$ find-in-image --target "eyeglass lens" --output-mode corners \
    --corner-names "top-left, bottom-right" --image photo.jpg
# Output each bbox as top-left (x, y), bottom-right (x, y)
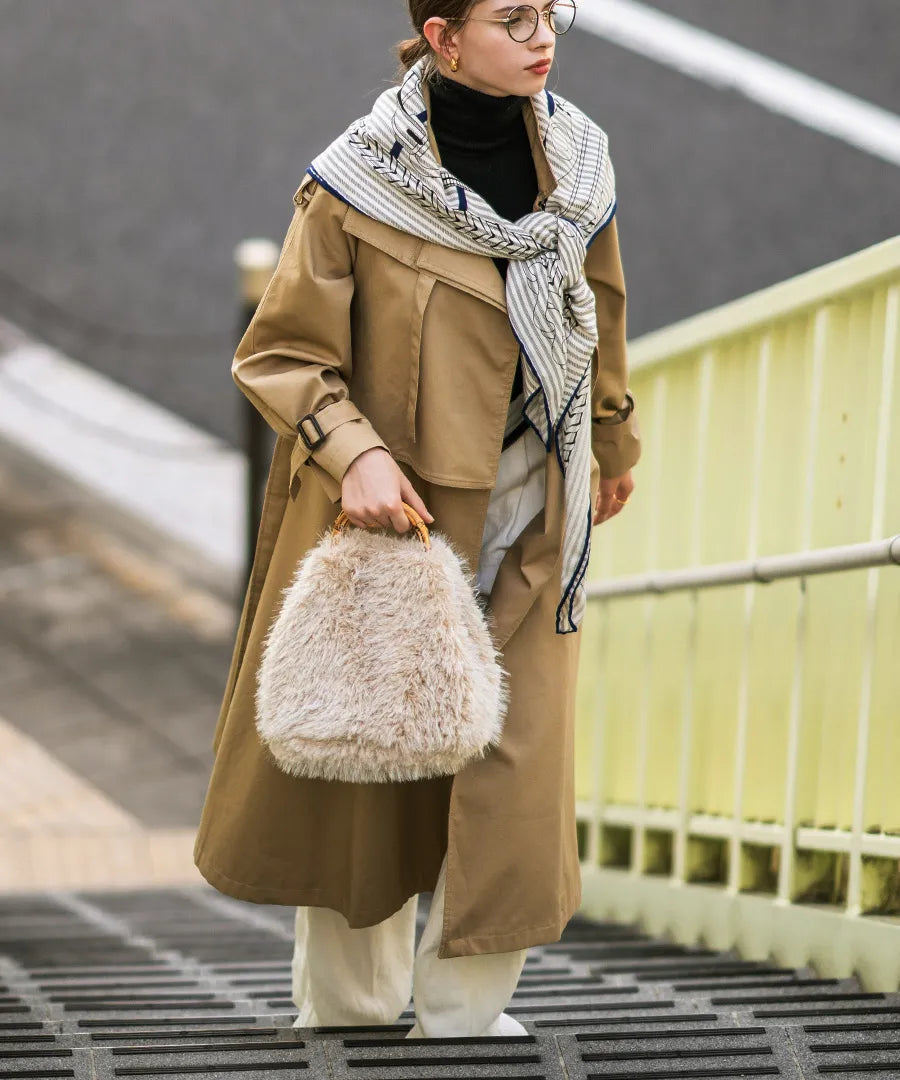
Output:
top-left (507, 2), bottom-right (576, 42)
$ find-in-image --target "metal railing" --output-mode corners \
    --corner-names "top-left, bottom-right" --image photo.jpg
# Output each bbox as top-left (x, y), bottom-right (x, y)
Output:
top-left (575, 235), bottom-right (900, 990)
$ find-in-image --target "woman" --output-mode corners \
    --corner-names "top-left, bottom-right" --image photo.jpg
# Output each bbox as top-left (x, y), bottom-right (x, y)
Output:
top-left (194, 0), bottom-right (641, 1038)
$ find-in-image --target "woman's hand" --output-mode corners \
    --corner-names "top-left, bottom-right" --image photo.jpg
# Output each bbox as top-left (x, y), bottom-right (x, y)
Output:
top-left (593, 470), bottom-right (634, 526)
top-left (340, 447), bottom-right (435, 533)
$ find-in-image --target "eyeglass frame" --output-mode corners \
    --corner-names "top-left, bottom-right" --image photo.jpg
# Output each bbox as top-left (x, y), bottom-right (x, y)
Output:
top-left (453, 0), bottom-right (577, 43)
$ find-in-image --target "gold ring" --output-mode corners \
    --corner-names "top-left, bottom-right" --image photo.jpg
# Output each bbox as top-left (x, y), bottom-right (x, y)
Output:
top-left (613, 494), bottom-right (630, 504)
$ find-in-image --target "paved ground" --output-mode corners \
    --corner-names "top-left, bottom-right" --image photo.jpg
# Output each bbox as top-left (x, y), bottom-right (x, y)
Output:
top-left (0, 0), bottom-right (897, 444)
top-left (0, 713), bottom-right (202, 893)
top-left (2, 889), bottom-right (899, 1077)
top-left (0, 431), bottom-right (236, 888)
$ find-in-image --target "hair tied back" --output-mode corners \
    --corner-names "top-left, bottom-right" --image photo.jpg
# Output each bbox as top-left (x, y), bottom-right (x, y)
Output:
top-left (396, 35), bottom-right (430, 70)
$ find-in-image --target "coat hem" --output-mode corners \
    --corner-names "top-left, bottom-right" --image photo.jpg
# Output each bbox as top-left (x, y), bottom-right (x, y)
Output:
top-left (193, 843), bottom-right (440, 927)
top-left (436, 904), bottom-right (580, 959)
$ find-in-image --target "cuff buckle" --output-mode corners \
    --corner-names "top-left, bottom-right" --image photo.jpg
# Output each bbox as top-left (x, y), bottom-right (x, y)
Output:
top-left (296, 412), bottom-right (327, 451)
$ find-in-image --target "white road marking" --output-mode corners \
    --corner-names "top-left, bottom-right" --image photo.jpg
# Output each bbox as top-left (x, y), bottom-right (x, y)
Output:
top-left (578, 0), bottom-right (900, 166)
top-left (0, 325), bottom-right (245, 577)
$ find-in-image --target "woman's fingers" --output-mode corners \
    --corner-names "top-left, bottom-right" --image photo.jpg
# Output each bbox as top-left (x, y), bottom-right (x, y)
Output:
top-left (594, 483), bottom-right (616, 523)
top-left (344, 511), bottom-right (375, 529)
top-left (339, 450), bottom-right (435, 534)
top-left (615, 473), bottom-right (635, 504)
top-left (594, 472), bottom-right (635, 525)
top-left (398, 477), bottom-right (435, 525)
top-left (385, 499), bottom-right (413, 534)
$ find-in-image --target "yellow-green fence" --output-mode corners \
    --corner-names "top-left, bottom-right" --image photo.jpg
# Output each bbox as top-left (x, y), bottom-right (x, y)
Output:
top-left (576, 235), bottom-right (900, 991)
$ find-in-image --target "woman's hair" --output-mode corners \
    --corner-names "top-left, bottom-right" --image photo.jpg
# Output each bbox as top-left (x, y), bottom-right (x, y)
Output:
top-left (395, 0), bottom-right (478, 82)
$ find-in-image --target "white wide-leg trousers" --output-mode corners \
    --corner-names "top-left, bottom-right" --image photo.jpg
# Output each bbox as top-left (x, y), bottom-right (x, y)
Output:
top-left (291, 850), bottom-right (530, 1036)
top-left (291, 424), bottom-right (547, 1037)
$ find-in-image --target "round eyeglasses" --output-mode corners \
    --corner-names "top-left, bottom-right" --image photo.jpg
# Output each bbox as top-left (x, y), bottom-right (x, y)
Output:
top-left (466, 1), bottom-right (577, 43)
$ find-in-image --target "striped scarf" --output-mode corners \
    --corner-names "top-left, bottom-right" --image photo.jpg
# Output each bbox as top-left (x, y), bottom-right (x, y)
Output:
top-left (308, 57), bottom-right (616, 633)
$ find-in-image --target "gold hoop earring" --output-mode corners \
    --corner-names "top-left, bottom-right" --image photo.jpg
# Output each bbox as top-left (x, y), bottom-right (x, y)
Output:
top-left (449, 55), bottom-right (459, 72)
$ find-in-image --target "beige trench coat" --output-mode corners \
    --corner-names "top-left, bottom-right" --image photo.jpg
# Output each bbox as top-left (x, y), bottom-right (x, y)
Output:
top-left (193, 86), bottom-right (642, 958)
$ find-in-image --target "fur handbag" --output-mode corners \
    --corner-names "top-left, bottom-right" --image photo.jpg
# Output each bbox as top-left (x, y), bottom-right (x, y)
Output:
top-left (255, 502), bottom-right (510, 783)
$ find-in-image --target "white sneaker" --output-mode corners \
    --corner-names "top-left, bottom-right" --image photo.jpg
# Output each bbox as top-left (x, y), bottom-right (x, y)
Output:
top-left (483, 1011), bottom-right (529, 1036)
top-left (405, 1012), bottom-right (528, 1038)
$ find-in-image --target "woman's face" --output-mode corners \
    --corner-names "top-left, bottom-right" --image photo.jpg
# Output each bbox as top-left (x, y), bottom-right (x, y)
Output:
top-left (425, 1), bottom-right (559, 97)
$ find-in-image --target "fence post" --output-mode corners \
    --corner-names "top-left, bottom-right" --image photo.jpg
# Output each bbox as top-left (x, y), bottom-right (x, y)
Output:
top-left (233, 238), bottom-right (280, 591)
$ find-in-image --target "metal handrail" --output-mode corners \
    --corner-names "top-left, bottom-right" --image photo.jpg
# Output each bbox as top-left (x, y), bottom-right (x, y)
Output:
top-left (586, 533), bottom-right (900, 600)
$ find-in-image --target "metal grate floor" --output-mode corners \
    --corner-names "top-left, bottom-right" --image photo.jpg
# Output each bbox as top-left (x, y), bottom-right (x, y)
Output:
top-left (1, 887), bottom-right (899, 1078)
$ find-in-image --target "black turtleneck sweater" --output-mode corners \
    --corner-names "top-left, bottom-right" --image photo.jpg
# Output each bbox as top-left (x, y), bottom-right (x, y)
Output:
top-left (427, 73), bottom-right (539, 409)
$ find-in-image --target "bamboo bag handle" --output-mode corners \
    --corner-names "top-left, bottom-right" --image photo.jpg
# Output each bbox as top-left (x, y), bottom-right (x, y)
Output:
top-left (331, 501), bottom-right (431, 550)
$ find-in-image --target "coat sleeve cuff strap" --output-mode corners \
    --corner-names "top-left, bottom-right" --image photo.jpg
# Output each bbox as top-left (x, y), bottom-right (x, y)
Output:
top-left (294, 399), bottom-right (360, 458)
top-left (591, 389), bottom-right (635, 425)
top-left (591, 391), bottom-right (642, 480)
top-left (290, 399), bottom-right (390, 503)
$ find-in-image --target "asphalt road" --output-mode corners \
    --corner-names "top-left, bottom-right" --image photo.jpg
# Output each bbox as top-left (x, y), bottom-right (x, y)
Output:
top-left (1, 0), bottom-right (898, 444)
